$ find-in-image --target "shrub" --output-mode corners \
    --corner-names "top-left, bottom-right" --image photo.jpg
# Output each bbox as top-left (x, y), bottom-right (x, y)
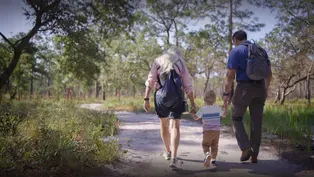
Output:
top-left (0, 100), bottom-right (119, 177)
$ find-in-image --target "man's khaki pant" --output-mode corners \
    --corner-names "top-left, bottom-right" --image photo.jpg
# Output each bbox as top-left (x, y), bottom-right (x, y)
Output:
top-left (202, 130), bottom-right (220, 159)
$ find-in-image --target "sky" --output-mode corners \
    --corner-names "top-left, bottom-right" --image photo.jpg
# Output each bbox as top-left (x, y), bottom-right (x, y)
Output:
top-left (0, 0), bottom-right (278, 40)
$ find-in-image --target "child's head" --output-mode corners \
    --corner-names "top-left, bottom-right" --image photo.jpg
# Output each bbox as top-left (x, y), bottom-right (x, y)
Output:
top-left (204, 90), bottom-right (216, 105)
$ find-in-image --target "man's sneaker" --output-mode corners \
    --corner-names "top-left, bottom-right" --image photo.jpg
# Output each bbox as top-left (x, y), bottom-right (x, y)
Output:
top-left (169, 158), bottom-right (180, 171)
top-left (251, 155), bottom-right (258, 163)
top-left (204, 153), bottom-right (211, 167)
top-left (211, 160), bottom-right (217, 167)
top-left (163, 151), bottom-right (171, 160)
top-left (240, 148), bottom-right (252, 162)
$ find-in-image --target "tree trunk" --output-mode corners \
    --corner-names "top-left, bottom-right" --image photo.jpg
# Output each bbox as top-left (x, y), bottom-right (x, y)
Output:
top-left (299, 81), bottom-right (302, 99)
top-left (204, 72), bottom-right (210, 93)
top-left (47, 77), bottom-right (51, 97)
top-left (0, 14), bottom-right (42, 90)
top-left (78, 85), bottom-right (81, 99)
top-left (102, 84), bottom-right (106, 100)
top-left (307, 78), bottom-right (311, 105)
top-left (307, 62), bottom-right (313, 105)
top-left (174, 20), bottom-right (179, 47)
top-left (133, 85), bottom-right (136, 98)
top-left (274, 87), bottom-right (281, 103)
top-left (280, 85), bottom-right (297, 105)
top-left (166, 28), bottom-right (171, 46)
top-left (228, 0), bottom-right (233, 53)
top-left (10, 90), bottom-right (17, 100)
top-left (88, 88), bottom-right (92, 98)
top-left (279, 89), bottom-right (286, 105)
top-left (29, 73), bottom-right (34, 99)
top-left (227, 0), bottom-right (234, 102)
top-left (95, 81), bottom-right (101, 98)
top-left (115, 88), bottom-right (121, 101)
top-left (0, 89), bottom-right (2, 103)
top-left (66, 88), bottom-right (70, 99)
top-left (304, 80), bottom-right (307, 99)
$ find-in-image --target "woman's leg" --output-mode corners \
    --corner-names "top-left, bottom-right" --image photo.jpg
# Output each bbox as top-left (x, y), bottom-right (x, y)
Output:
top-left (160, 118), bottom-right (171, 153)
top-left (170, 119), bottom-right (180, 159)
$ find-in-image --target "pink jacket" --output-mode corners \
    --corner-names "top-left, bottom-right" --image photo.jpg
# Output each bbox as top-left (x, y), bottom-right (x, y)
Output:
top-left (145, 59), bottom-right (193, 94)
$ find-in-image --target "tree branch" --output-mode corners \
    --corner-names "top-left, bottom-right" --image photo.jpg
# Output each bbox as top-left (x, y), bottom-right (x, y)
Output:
top-left (286, 74), bottom-right (296, 87)
top-left (286, 74), bottom-right (314, 88)
top-left (287, 10), bottom-right (311, 26)
top-left (136, 6), bottom-right (163, 24)
top-left (285, 85), bottom-right (297, 96)
top-left (26, 0), bottom-right (39, 12)
top-left (288, 41), bottom-right (299, 55)
top-left (0, 32), bottom-right (15, 49)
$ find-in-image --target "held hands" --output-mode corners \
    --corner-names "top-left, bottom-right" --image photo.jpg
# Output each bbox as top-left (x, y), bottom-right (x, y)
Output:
top-left (192, 114), bottom-right (199, 121)
top-left (223, 95), bottom-right (230, 108)
top-left (221, 105), bottom-right (227, 118)
top-left (221, 94), bottom-right (229, 118)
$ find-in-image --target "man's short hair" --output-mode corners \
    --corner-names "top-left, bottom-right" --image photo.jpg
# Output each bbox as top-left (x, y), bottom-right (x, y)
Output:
top-left (232, 30), bottom-right (247, 41)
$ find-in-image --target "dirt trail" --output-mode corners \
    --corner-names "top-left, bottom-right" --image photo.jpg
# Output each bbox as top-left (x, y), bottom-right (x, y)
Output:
top-left (82, 104), bottom-right (312, 177)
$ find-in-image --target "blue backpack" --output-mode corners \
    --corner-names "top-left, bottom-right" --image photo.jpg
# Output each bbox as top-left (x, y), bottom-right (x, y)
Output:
top-left (155, 61), bottom-right (183, 108)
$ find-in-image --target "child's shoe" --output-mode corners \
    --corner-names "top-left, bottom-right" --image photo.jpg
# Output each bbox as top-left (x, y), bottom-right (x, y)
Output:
top-left (204, 152), bottom-right (211, 167)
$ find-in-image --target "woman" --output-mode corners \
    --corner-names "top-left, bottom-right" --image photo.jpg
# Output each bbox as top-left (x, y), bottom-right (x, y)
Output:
top-left (143, 46), bottom-right (196, 170)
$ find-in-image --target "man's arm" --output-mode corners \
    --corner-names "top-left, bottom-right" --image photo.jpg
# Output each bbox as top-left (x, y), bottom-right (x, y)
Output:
top-left (223, 69), bottom-right (236, 107)
top-left (224, 69), bottom-right (236, 94)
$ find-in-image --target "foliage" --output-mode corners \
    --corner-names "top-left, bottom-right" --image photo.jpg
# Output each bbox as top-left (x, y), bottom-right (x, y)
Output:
top-left (0, 101), bottom-right (119, 177)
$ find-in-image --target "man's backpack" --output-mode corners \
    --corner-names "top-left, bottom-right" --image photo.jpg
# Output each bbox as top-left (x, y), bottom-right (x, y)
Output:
top-left (242, 42), bottom-right (270, 80)
top-left (156, 61), bottom-right (183, 108)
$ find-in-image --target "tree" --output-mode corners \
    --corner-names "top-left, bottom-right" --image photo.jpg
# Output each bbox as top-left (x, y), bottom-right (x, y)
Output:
top-left (140, 0), bottom-right (196, 47)
top-left (0, 0), bottom-right (138, 93)
top-left (264, 27), bottom-right (314, 104)
top-left (184, 24), bottom-right (227, 93)
top-left (260, 0), bottom-right (314, 104)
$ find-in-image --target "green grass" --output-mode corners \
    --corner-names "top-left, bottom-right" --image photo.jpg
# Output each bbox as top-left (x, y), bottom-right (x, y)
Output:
top-left (0, 100), bottom-right (119, 177)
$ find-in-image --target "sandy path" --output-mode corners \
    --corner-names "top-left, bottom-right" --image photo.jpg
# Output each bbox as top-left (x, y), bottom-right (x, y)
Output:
top-left (81, 104), bottom-right (310, 177)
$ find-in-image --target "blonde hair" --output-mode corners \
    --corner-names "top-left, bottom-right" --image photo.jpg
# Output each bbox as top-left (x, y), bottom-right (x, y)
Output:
top-left (204, 90), bottom-right (216, 105)
top-left (156, 46), bottom-right (182, 78)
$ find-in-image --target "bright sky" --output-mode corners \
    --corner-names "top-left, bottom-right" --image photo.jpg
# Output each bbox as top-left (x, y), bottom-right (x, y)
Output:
top-left (0, 0), bottom-right (278, 40)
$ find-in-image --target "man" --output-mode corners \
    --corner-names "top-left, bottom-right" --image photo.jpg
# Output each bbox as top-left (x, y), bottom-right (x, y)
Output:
top-left (143, 46), bottom-right (196, 170)
top-left (223, 30), bottom-right (272, 163)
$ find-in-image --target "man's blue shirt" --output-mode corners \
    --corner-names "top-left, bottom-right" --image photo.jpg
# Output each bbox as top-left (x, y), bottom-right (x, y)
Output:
top-left (227, 41), bottom-right (251, 81)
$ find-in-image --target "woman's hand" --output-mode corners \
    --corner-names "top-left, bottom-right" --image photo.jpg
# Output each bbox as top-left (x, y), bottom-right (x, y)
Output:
top-left (143, 101), bottom-right (150, 112)
top-left (190, 102), bottom-right (196, 114)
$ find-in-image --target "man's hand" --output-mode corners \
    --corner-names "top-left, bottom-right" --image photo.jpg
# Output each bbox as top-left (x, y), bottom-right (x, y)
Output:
top-left (221, 105), bottom-right (227, 118)
top-left (143, 101), bottom-right (150, 112)
top-left (223, 95), bottom-right (230, 108)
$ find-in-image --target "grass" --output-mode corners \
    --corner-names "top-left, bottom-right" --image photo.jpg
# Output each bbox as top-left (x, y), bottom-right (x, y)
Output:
top-left (0, 100), bottom-right (119, 177)
top-left (102, 96), bottom-right (208, 113)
